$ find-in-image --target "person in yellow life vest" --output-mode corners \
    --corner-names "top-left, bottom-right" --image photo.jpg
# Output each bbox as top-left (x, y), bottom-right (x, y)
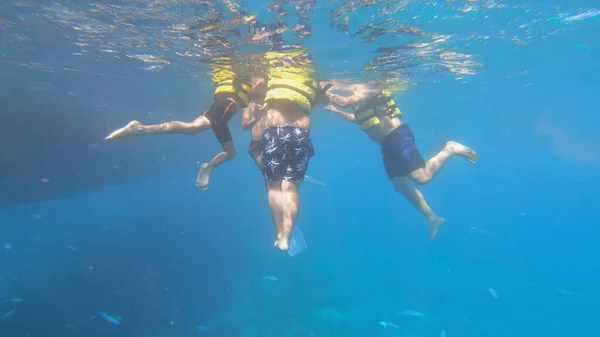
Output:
top-left (324, 83), bottom-right (479, 240)
top-left (240, 78), bottom-right (268, 168)
top-left (105, 66), bottom-right (255, 191)
top-left (242, 77), bottom-right (330, 197)
top-left (249, 48), bottom-right (330, 252)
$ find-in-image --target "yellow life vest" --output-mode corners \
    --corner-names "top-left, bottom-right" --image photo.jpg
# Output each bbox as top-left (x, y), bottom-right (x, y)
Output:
top-left (214, 79), bottom-right (251, 106)
top-left (263, 78), bottom-right (318, 114)
top-left (264, 49), bottom-right (306, 63)
top-left (262, 48), bottom-right (317, 113)
top-left (210, 57), bottom-right (251, 106)
top-left (353, 94), bottom-right (403, 130)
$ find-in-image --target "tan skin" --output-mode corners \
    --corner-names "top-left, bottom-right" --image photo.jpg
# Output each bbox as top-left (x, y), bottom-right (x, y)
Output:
top-left (241, 80), bottom-right (267, 137)
top-left (325, 84), bottom-right (478, 240)
top-left (243, 80), bottom-right (333, 166)
top-left (105, 80), bottom-right (260, 191)
top-left (241, 79), bottom-right (268, 168)
top-left (243, 80), bottom-right (331, 251)
top-left (195, 78), bottom-right (267, 189)
top-left (258, 100), bottom-right (310, 251)
top-left (241, 88), bottom-right (301, 251)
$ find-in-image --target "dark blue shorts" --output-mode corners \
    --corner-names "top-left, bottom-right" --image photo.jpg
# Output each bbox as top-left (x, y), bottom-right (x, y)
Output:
top-left (260, 126), bottom-right (315, 184)
top-left (202, 99), bottom-right (237, 143)
top-left (380, 124), bottom-right (425, 179)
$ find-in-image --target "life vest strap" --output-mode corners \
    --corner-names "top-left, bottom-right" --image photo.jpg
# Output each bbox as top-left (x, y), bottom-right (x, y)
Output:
top-left (360, 117), bottom-right (381, 130)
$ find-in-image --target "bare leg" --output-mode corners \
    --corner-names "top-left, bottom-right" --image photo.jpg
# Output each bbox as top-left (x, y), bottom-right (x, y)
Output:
top-left (392, 177), bottom-right (445, 240)
top-left (410, 141), bottom-right (478, 185)
top-left (196, 140), bottom-right (237, 191)
top-left (255, 155), bottom-right (263, 169)
top-left (106, 116), bottom-right (212, 140)
top-left (266, 180), bottom-right (284, 245)
top-left (275, 180), bottom-right (301, 251)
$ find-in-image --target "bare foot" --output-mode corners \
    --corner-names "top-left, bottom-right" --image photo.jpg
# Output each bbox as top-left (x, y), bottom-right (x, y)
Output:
top-left (195, 163), bottom-right (212, 191)
top-left (274, 230), bottom-right (291, 251)
top-left (106, 120), bottom-right (143, 140)
top-left (273, 232), bottom-right (282, 247)
top-left (447, 141), bottom-right (478, 163)
top-left (428, 216), bottom-right (445, 241)
top-left (274, 238), bottom-right (290, 251)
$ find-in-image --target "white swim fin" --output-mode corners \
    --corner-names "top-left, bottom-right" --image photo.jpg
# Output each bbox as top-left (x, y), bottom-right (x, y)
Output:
top-left (288, 226), bottom-right (308, 257)
top-left (304, 175), bottom-right (327, 187)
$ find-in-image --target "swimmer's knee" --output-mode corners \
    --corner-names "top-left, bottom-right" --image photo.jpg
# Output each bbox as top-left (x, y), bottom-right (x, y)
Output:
top-left (221, 141), bottom-right (237, 158)
top-left (412, 176), bottom-right (428, 186)
top-left (227, 148), bottom-right (237, 158)
top-left (410, 170), bottom-right (431, 185)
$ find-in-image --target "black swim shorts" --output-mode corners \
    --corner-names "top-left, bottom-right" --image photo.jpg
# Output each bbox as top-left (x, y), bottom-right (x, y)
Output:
top-left (259, 126), bottom-right (315, 184)
top-left (202, 99), bottom-right (238, 143)
top-left (380, 124), bottom-right (425, 179)
top-left (248, 139), bottom-right (261, 162)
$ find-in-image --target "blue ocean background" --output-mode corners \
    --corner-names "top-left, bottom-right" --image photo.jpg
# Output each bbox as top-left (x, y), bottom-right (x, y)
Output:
top-left (1, 1), bottom-right (599, 336)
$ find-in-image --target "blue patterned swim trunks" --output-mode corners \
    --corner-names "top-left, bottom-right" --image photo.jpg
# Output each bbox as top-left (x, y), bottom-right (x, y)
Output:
top-left (259, 126), bottom-right (315, 184)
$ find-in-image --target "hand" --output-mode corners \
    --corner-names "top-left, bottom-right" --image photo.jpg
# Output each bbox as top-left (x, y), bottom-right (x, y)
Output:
top-left (253, 103), bottom-right (267, 118)
top-left (253, 78), bottom-right (265, 87)
top-left (324, 105), bottom-right (337, 113)
top-left (248, 102), bottom-right (259, 111)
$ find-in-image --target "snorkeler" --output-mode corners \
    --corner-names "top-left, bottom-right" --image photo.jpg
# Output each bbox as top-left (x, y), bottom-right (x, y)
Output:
top-left (242, 79), bottom-right (268, 169)
top-left (324, 83), bottom-right (478, 240)
top-left (105, 63), bottom-right (255, 191)
top-left (243, 78), bottom-right (331, 187)
top-left (240, 18), bottom-right (289, 170)
top-left (252, 47), bottom-right (328, 252)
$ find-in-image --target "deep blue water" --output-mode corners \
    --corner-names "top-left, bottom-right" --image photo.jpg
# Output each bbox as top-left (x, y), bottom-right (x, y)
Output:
top-left (1, 1), bottom-right (599, 337)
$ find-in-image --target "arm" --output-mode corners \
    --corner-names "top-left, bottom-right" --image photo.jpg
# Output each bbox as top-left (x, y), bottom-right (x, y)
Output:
top-left (241, 103), bottom-right (263, 131)
top-left (325, 88), bottom-right (381, 108)
top-left (251, 78), bottom-right (265, 91)
top-left (324, 105), bottom-right (355, 123)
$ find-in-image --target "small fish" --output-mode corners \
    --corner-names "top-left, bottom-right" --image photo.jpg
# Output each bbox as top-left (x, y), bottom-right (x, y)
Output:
top-left (144, 65), bottom-right (163, 72)
top-left (11, 298), bottom-right (23, 303)
top-left (469, 226), bottom-right (494, 235)
top-left (378, 321), bottom-right (399, 328)
top-left (373, 46), bottom-right (410, 53)
top-left (197, 325), bottom-right (209, 331)
top-left (67, 246), bottom-right (78, 251)
top-left (262, 276), bottom-right (279, 281)
top-left (100, 312), bottom-right (122, 325)
top-left (562, 11), bottom-right (600, 23)
top-left (2, 309), bottom-right (16, 319)
top-left (441, 329), bottom-right (447, 337)
top-left (554, 288), bottom-right (585, 296)
top-left (398, 310), bottom-right (425, 317)
top-left (488, 288), bottom-right (499, 299)
top-left (3, 243), bottom-right (11, 251)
